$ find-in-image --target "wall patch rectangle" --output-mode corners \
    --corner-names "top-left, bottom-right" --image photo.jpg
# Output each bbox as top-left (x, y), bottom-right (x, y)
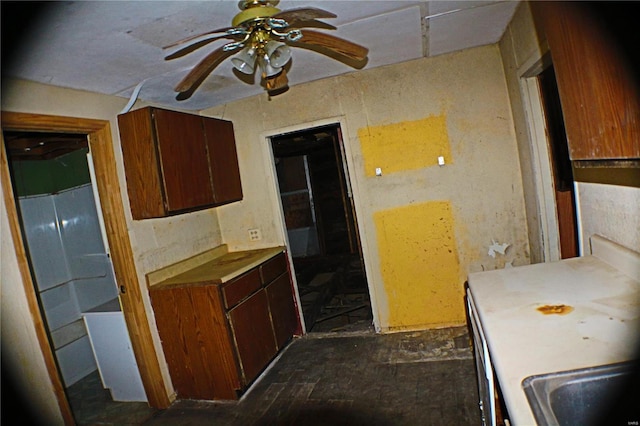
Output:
top-left (374, 200), bottom-right (464, 329)
top-left (358, 115), bottom-right (452, 177)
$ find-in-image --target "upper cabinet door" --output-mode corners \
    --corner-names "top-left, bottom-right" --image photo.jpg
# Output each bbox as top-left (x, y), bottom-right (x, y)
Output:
top-left (535, 2), bottom-right (640, 160)
top-left (118, 107), bottom-right (243, 219)
top-left (153, 109), bottom-right (215, 212)
top-left (202, 117), bottom-right (243, 204)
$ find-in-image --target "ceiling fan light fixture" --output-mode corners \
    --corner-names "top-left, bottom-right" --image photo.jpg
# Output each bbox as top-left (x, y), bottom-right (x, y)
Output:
top-left (231, 46), bottom-right (257, 74)
top-left (258, 55), bottom-right (282, 78)
top-left (167, 2), bottom-right (368, 99)
top-left (265, 40), bottom-right (291, 68)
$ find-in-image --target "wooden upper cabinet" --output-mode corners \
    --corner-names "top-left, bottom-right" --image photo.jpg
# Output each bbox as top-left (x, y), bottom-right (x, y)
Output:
top-left (202, 117), bottom-right (243, 204)
top-left (535, 2), bottom-right (640, 160)
top-left (154, 109), bottom-right (215, 212)
top-left (118, 107), bottom-right (242, 219)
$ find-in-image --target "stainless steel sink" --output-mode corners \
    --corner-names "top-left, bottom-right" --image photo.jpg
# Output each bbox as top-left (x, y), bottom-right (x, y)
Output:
top-left (522, 362), bottom-right (639, 426)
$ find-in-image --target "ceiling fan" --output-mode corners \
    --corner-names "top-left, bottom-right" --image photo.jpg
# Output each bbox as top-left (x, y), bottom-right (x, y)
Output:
top-left (164, 0), bottom-right (369, 98)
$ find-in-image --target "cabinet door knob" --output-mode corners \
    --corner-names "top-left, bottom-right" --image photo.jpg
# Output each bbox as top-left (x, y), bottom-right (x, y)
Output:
top-left (120, 285), bottom-right (127, 294)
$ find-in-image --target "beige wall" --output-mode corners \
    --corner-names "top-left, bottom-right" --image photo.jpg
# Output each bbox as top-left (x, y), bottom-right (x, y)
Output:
top-left (576, 183), bottom-right (640, 255)
top-left (207, 44), bottom-right (530, 331)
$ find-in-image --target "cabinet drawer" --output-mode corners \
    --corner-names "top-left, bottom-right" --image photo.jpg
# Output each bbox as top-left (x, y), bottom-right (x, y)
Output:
top-left (222, 269), bottom-right (261, 309)
top-left (260, 252), bottom-right (287, 284)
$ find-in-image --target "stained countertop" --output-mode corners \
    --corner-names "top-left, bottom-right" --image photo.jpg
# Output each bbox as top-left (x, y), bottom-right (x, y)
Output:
top-left (467, 236), bottom-right (640, 425)
top-left (147, 245), bottom-right (285, 290)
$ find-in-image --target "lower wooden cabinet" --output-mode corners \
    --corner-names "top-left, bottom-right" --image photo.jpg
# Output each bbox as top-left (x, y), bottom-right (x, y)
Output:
top-left (150, 251), bottom-right (298, 400)
top-left (150, 285), bottom-right (241, 400)
top-left (228, 289), bottom-right (277, 384)
top-left (266, 274), bottom-right (299, 349)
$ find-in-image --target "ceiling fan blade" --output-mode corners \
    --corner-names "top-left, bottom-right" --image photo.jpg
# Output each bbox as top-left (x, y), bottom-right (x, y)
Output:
top-left (174, 45), bottom-right (236, 94)
top-left (295, 30), bottom-right (368, 61)
top-left (165, 34), bottom-right (236, 60)
top-left (272, 7), bottom-right (337, 25)
top-left (163, 26), bottom-right (235, 49)
top-left (287, 19), bottom-right (336, 31)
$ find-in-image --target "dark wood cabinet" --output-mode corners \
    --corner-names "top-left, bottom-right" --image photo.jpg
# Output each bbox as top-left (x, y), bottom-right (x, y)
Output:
top-left (150, 250), bottom-right (298, 400)
top-left (150, 285), bottom-right (241, 400)
top-left (202, 116), bottom-right (244, 204)
top-left (534, 2), bottom-right (640, 160)
top-left (266, 273), bottom-right (299, 349)
top-left (228, 288), bottom-right (277, 383)
top-left (118, 107), bottom-right (242, 219)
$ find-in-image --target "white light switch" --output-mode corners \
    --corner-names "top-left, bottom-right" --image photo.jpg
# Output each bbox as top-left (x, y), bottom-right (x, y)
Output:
top-left (438, 156), bottom-right (445, 166)
top-left (375, 167), bottom-right (383, 176)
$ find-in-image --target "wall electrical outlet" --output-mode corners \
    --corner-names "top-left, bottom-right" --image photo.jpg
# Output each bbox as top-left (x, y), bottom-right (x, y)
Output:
top-left (248, 228), bottom-right (262, 241)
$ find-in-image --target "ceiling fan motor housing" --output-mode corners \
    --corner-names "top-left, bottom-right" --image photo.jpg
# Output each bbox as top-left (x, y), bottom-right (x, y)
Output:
top-left (233, 0), bottom-right (281, 27)
top-left (238, 0), bottom-right (280, 10)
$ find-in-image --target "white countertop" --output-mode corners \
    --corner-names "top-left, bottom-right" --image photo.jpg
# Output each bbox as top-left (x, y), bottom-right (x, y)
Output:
top-left (468, 236), bottom-right (640, 425)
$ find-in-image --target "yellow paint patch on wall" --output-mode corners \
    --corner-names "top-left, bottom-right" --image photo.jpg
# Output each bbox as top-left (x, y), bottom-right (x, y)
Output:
top-left (374, 201), bottom-right (466, 329)
top-left (358, 115), bottom-right (452, 177)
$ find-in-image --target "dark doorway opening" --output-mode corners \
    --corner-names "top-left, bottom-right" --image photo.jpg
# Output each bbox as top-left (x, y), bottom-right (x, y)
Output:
top-left (537, 65), bottom-right (579, 259)
top-left (270, 124), bottom-right (372, 333)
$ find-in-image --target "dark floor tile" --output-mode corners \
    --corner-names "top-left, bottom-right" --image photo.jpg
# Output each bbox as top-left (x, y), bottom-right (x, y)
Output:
top-left (64, 328), bottom-right (481, 426)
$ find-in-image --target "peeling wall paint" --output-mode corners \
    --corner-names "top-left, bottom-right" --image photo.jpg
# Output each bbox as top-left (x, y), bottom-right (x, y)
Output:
top-left (358, 115), bottom-right (452, 177)
top-left (487, 240), bottom-right (510, 258)
top-left (374, 201), bottom-right (465, 329)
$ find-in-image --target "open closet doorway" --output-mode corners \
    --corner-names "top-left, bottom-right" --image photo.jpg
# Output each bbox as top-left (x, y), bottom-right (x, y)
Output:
top-left (537, 64), bottom-right (579, 259)
top-left (3, 130), bottom-right (155, 424)
top-left (522, 54), bottom-right (580, 262)
top-left (270, 124), bottom-right (373, 333)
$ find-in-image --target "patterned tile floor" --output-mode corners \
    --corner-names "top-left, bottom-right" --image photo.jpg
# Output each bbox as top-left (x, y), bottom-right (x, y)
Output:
top-left (61, 326), bottom-right (480, 425)
top-left (144, 327), bottom-right (481, 426)
top-left (295, 254), bottom-right (373, 333)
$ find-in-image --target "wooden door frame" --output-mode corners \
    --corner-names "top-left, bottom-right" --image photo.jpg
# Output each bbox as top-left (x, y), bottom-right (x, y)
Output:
top-left (519, 53), bottom-right (564, 262)
top-left (1, 112), bottom-right (171, 424)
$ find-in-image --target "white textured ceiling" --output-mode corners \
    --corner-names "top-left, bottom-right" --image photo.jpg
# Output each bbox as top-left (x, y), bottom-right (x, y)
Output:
top-left (3, 1), bottom-right (519, 111)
